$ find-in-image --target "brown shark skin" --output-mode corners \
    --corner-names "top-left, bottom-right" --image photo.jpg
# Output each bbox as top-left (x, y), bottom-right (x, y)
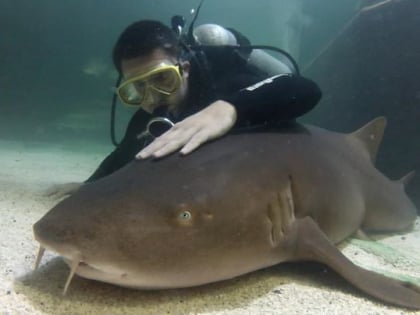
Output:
top-left (33, 118), bottom-right (420, 308)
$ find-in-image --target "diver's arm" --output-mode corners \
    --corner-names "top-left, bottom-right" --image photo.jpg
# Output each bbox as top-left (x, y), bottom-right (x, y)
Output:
top-left (137, 100), bottom-right (236, 158)
top-left (86, 110), bottom-right (151, 182)
top-left (137, 74), bottom-right (321, 159)
top-left (85, 138), bottom-right (140, 182)
top-left (222, 74), bottom-right (322, 126)
top-left (85, 152), bottom-right (120, 182)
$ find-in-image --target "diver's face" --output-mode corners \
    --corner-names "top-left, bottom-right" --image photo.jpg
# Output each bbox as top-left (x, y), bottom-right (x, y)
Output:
top-left (121, 48), bottom-right (190, 115)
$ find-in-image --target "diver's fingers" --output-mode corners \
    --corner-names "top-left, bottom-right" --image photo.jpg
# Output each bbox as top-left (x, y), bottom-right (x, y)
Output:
top-left (152, 135), bottom-right (193, 158)
top-left (180, 130), bottom-right (210, 155)
top-left (137, 121), bottom-right (196, 158)
top-left (137, 127), bottom-right (197, 159)
top-left (180, 116), bottom-right (234, 155)
top-left (137, 129), bottom-right (181, 159)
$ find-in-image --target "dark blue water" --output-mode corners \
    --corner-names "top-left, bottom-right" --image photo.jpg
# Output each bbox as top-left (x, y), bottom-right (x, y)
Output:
top-left (0, 0), bottom-right (359, 141)
top-left (1, 0), bottom-right (419, 207)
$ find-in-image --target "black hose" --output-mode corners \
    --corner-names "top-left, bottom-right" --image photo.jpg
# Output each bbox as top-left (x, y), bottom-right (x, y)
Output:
top-left (187, 0), bottom-right (205, 45)
top-left (110, 74), bottom-right (122, 146)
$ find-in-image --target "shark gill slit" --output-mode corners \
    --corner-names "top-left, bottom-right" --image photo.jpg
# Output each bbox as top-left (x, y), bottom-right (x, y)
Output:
top-left (287, 175), bottom-right (296, 223)
top-left (266, 204), bottom-right (276, 246)
top-left (267, 198), bottom-right (284, 246)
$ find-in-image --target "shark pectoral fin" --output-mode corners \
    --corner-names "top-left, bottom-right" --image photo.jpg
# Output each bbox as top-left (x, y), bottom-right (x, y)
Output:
top-left (290, 217), bottom-right (420, 309)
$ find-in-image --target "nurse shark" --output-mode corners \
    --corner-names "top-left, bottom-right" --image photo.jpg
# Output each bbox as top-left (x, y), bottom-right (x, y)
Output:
top-left (33, 117), bottom-right (420, 309)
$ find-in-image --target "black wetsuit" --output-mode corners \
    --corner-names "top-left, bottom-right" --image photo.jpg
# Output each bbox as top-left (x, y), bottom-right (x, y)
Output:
top-left (86, 54), bottom-right (321, 182)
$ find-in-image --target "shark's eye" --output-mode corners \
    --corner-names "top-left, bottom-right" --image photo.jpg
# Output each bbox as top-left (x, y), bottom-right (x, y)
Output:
top-left (179, 210), bottom-right (192, 220)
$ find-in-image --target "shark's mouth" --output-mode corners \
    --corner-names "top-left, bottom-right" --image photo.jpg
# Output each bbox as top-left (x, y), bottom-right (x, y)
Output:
top-left (34, 245), bottom-right (84, 295)
top-left (62, 258), bottom-right (136, 289)
top-left (34, 244), bottom-right (137, 294)
top-left (34, 231), bottom-right (108, 294)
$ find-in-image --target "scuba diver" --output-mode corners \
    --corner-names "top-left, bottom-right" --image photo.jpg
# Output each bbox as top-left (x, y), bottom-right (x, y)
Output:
top-left (83, 18), bottom-right (322, 182)
top-left (48, 7), bottom-right (322, 196)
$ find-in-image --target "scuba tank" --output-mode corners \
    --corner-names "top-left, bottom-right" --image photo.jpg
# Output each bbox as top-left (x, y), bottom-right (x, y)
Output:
top-left (172, 0), bottom-right (300, 77)
top-left (192, 23), bottom-right (296, 76)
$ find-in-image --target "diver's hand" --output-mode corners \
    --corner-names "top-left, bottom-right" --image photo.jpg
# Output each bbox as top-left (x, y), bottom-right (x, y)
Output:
top-left (44, 182), bottom-right (83, 199)
top-left (136, 100), bottom-right (237, 159)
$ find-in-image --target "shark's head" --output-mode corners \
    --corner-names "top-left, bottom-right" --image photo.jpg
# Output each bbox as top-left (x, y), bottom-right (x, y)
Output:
top-left (34, 151), bottom-right (285, 294)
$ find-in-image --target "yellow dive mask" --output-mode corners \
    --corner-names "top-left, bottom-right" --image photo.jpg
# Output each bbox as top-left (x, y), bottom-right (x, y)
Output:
top-left (116, 63), bottom-right (182, 106)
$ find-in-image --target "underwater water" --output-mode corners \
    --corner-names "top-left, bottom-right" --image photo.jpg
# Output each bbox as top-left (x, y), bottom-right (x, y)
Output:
top-left (1, 0), bottom-right (419, 314)
top-left (2, 0), bottom-right (418, 203)
top-left (1, 0), bottom-right (361, 143)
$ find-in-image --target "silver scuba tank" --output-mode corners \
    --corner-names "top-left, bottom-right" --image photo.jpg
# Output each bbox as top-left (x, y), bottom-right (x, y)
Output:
top-left (192, 23), bottom-right (294, 76)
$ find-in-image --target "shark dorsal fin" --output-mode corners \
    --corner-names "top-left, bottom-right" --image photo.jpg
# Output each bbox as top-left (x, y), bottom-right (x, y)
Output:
top-left (349, 116), bottom-right (387, 163)
top-left (398, 171), bottom-right (416, 187)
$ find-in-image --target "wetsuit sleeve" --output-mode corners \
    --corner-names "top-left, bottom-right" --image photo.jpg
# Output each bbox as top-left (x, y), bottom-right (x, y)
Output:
top-left (85, 110), bottom-right (151, 182)
top-left (222, 74), bottom-right (322, 126)
top-left (85, 139), bottom-right (136, 182)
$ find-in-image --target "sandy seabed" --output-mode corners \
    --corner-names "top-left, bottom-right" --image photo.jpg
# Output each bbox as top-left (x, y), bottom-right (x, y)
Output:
top-left (0, 139), bottom-right (419, 315)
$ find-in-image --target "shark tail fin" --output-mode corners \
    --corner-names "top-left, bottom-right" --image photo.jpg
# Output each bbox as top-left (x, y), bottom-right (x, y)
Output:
top-left (348, 116), bottom-right (387, 164)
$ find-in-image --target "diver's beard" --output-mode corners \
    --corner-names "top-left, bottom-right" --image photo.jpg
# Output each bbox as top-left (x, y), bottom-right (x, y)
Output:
top-left (168, 103), bottom-right (185, 119)
top-left (152, 84), bottom-right (188, 119)
top-left (169, 84), bottom-right (189, 119)
top-left (152, 105), bottom-right (169, 117)
top-left (151, 101), bottom-right (183, 118)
